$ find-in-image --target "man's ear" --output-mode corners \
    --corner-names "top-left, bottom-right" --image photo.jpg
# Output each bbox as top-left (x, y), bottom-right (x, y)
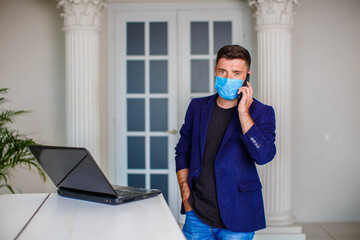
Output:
top-left (248, 70), bottom-right (252, 76)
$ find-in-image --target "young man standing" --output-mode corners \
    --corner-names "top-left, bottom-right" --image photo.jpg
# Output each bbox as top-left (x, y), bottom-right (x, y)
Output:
top-left (175, 45), bottom-right (276, 240)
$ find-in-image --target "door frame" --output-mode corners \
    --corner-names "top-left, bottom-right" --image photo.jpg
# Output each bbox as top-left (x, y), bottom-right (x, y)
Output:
top-left (107, 1), bottom-right (252, 223)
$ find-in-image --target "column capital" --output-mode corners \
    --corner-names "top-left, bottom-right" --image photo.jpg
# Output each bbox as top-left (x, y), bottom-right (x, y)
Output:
top-left (248, 0), bottom-right (299, 28)
top-left (57, 0), bottom-right (107, 30)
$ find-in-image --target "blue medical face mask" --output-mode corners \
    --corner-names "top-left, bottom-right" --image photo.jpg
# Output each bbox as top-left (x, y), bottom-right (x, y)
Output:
top-left (215, 76), bottom-right (244, 100)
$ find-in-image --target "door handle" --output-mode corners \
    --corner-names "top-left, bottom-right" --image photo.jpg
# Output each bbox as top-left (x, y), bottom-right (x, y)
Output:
top-left (164, 129), bottom-right (177, 135)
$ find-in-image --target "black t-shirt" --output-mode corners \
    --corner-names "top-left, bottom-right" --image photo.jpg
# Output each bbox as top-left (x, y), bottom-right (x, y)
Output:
top-left (188, 102), bottom-right (236, 228)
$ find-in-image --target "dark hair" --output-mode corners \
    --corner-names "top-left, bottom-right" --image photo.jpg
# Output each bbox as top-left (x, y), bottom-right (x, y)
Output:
top-left (216, 45), bottom-right (251, 69)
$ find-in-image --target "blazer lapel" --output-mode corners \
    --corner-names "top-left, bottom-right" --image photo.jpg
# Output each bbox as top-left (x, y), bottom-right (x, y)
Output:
top-left (199, 94), bottom-right (217, 164)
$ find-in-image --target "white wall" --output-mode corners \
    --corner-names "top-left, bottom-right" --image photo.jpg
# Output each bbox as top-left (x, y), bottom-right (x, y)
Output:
top-left (1, 0), bottom-right (359, 223)
top-left (0, 0), bottom-right (65, 194)
top-left (291, 0), bottom-right (360, 222)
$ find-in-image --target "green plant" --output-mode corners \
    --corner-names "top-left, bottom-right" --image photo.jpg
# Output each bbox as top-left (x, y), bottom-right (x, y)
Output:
top-left (0, 88), bottom-right (46, 193)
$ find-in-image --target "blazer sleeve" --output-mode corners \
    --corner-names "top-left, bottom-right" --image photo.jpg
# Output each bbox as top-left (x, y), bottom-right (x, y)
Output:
top-left (239, 105), bottom-right (276, 165)
top-left (175, 100), bottom-right (194, 172)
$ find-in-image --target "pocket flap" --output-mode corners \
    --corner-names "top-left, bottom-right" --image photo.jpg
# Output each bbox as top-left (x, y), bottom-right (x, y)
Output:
top-left (238, 180), bottom-right (262, 192)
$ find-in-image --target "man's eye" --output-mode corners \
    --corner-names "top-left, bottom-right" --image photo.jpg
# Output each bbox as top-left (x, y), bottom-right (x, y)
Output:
top-left (235, 72), bottom-right (240, 76)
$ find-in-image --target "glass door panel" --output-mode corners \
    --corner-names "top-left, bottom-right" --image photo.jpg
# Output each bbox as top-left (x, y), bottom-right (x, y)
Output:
top-left (115, 10), bottom-right (177, 215)
top-left (126, 20), bottom-right (170, 201)
top-left (189, 20), bottom-right (236, 97)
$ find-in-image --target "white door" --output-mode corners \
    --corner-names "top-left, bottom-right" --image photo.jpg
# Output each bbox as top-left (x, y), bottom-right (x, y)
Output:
top-left (109, 3), bottom-right (252, 223)
top-left (114, 10), bottom-right (178, 217)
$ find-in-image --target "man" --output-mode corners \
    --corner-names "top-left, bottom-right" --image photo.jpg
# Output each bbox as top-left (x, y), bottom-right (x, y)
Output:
top-left (175, 45), bottom-right (276, 240)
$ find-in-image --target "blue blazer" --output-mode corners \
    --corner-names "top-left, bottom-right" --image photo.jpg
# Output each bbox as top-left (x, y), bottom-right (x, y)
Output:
top-left (175, 94), bottom-right (276, 232)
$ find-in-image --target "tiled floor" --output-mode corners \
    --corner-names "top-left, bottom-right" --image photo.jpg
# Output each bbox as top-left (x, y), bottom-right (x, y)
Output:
top-left (300, 222), bottom-right (360, 240)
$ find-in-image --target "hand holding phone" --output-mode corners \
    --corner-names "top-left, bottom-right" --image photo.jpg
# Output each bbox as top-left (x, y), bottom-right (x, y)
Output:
top-left (238, 73), bottom-right (250, 102)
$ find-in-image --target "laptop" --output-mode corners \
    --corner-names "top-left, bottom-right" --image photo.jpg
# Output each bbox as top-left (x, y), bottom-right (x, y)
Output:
top-left (28, 145), bottom-right (161, 205)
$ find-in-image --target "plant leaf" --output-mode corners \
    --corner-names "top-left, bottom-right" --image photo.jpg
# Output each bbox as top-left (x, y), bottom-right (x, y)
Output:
top-left (0, 88), bottom-right (46, 193)
top-left (0, 184), bottom-right (15, 193)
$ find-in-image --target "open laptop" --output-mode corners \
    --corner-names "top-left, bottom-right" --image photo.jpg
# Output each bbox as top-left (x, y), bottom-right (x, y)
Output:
top-left (28, 145), bottom-right (161, 205)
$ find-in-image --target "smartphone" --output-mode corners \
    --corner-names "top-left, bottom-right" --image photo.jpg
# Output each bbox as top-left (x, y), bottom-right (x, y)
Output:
top-left (238, 73), bottom-right (250, 101)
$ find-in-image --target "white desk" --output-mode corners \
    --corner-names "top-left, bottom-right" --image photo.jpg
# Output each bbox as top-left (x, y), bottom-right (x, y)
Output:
top-left (0, 193), bottom-right (185, 240)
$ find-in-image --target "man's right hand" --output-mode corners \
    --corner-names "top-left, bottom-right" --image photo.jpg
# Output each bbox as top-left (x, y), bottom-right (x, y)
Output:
top-left (183, 198), bottom-right (192, 212)
top-left (181, 187), bottom-right (192, 212)
top-left (177, 168), bottom-right (193, 212)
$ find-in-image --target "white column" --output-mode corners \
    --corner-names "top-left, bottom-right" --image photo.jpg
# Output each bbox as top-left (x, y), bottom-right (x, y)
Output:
top-left (57, 0), bottom-right (106, 164)
top-left (249, 0), bottom-right (305, 239)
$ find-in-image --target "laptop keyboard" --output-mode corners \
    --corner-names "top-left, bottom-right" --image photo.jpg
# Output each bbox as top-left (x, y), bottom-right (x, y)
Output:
top-left (114, 189), bottom-right (143, 198)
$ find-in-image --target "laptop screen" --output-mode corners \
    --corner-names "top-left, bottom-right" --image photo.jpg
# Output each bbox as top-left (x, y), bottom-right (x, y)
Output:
top-left (29, 145), bottom-right (116, 197)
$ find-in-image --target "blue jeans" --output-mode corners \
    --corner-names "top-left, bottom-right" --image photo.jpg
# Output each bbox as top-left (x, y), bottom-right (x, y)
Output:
top-left (182, 210), bottom-right (255, 240)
